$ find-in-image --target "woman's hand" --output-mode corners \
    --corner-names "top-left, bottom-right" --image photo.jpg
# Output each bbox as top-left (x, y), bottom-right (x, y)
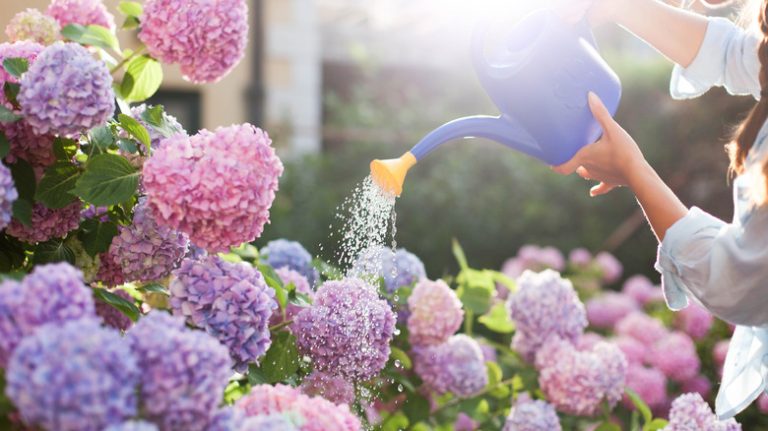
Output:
top-left (551, 0), bottom-right (627, 26)
top-left (553, 92), bottom-right (649, 197)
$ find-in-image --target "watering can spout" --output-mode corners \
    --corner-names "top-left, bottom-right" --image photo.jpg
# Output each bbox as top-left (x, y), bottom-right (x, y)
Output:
top-left (370, 152), bottom-right (417, 197)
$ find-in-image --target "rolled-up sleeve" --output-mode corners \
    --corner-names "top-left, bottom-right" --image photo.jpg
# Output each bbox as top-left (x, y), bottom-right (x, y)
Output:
top-left (670, 17), bottom-right (761, 100)
top-left (655, 206), bottom-right (768, 327)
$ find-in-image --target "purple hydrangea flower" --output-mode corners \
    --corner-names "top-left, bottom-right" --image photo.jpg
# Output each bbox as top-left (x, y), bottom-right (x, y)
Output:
top-left (413, 334), bottom-right (489, 398)
top-left (507, 269), bottom-right (587, 361)
top-left (613, 335), bottom-right (647, 365)
top-left (47, 0), bottom-right (115, 30)
top-left (664, 393), bottom-right (741, 431)
top-left (758, 393), bottom-right (768, 414)
top-left (0, 163), bottom-right (18, 229)
top-left (128, 312), bottom-right (232, 431)
top-left (300, 371), bottom-right (356, 406)
top-left (586, 292), bottom-right (638, 329)
top-left (595, 251), bottom-right (623, 284)
top-left (293, 277), bottom-right (395, 381)
top-left (105, 421), bottom-right (160, 431)
top-left (144, 125), bottom-right (283, 252)
top-left (94, 289), bottom-right (134, 331)
top-left (139, 0), bottom-right (247, 83)
top-left (501, 245), bottom-right (565, 279)
top-left (0, 41), bottom-right (43, 108)
top-left (6, 318), bottom-right (138, 431)
top-left (0, 262), bottom-right (95, 367)
top-left (568, 247), bottom-right (593, 267)
top-left (677, 303), bottom-right (714, 340)
top-left (623, 364), bottom-right (668, 411)
top-left (95, 248), bottom-right (126, 287)
top-left (649, 332), bottom-right (700, 383)
top-left (5, 9), bottom-right (60, 45)
top-left (170, 255), bottom-right (276, 371)
top-left (261, 239), bottom-right (319, 287)
top-left (2, 118), bottom-right (57, 169)
top-left (111, 200), bottom-right (189, 283)
top-left (351, 246), bottom-right (426, 294)
top-left (622, 275), bottom-right (663, 305)
top-left (407, 279), bottom-right (463, 346)
top-left (19, 42), bottom-right (114, 137)
top-left (615, 312), bottom-right (669, 346)
top-left (6, 200), bottom-right (81, 243)
top-left (455, 413), bottom-right (478, 431)
top-left (682, 375), bottom-right (712, 399)
top-left (502, 393), bottom-right (562, 431)
top-left (205, 407), bottom-right (246, 431)
top-left (243, 415), bottom-right (301, 431)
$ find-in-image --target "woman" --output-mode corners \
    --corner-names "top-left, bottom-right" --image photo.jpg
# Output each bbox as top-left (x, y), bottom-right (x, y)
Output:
top-left (558, 0), bottom-right (768, 419)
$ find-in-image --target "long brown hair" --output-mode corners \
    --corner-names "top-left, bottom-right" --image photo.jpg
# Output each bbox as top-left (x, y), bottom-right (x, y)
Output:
top-left (728, 0), bottom-right (768, 203)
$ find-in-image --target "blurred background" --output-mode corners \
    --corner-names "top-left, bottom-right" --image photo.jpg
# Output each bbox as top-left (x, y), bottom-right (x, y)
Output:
top-left (1, 0), bottom-right (752, 283)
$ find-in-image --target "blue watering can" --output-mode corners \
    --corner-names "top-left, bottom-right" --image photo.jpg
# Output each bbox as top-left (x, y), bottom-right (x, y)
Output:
top-left (371, 8), bottom-right (622, 196)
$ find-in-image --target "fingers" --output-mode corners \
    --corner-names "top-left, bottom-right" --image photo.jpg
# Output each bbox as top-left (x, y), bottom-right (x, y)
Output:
top-left (552, 145), bottom-right (590, 175)
top-left (587, 92), bottom-right (616, 136)
top-left (589, 182), bottom-right (616, 196)
top-left (576, 166), bottom-right (591, 180)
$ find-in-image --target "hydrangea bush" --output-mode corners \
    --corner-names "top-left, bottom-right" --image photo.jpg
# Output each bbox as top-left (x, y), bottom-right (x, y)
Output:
top-left (0, 1), bottom-right (759, 430)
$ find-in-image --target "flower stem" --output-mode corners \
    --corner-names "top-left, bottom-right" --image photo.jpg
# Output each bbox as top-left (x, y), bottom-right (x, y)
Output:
top-left (269, 319), bottom-right (293, 332)
top-left (111, 46), bottom-right (146, 75)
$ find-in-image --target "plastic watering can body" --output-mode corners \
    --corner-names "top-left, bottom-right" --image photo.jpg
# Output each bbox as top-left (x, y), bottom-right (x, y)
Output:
top-left (371, 8), bottom-right (622, 196)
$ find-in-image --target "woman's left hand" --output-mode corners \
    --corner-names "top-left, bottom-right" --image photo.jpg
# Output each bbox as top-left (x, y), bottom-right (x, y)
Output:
top-left (553, 92), bottom-right (649, 196)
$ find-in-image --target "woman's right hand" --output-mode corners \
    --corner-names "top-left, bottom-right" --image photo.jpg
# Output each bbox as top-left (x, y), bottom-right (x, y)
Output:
top-left (552, 0), bottom-right (627, 27)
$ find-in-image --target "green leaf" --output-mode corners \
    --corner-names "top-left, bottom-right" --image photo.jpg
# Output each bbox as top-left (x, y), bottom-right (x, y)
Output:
top-left (0, 234), bottom-right (26, 272)
top-left (0, 105), bottom-right (21, 123)
top-left (138, 283), bottom-right (168, 295)
top-left (258, 263), bottom-right (288, 311)
top-left (478, 302), bottom-right (515, 333)
top-left (33, 240), bottom-right (75, 265)
top-left (402, 393), bottom-right (430, 424)
top-left (594, 423), bottom-right (622, 431)
top-left (61, 24), bottom-right (119, 51)
top-left (9, 159), bottom-right (35, 202)
top-left (11, 199), bottom-right (32, 227)
top-left (0, 131), bottom-right (8, 159)
top-left (117, 138), bottom-right (138, 154)
top-left (93, 288), bottom-right (140, 321)
top-left (118, 0), bottom-right (143, 17)
top-left (122, 16), bottom-right (140, 30)
top-left (117, 113), bottom-right (151, 148)
top-left (380, 412), bottom-right (409, 431)
top-left (140, 105), bottom-right (183, 139)
top-left (390, 346), bottom-right (412, 369)
top-left (459, 284), bottom-right (493, 314)
top-left (73, 154), bottom-right (139, 206)
top-left (3, 83), bottom-right (20, 109)
top-left (643, 419), bottom-right (669, 431)
top-left (257, 331), bottom-right (299, 383)
top-left (78, 219), bottom-right (119, 256)
top-left (247, 364), bottom-right (268, 385)
top-left (35, 163), bottom-right (80, 209)
top-left (626, 388), bottom-right (653, 424)
top-left (2, 58), bottom-right (28, 78)
top-left (122, 56), bottom-right (162, 103)
top-left (53, 137), bottom-right (78, 161)
top-left (89, 125), bottom-right (115, 151)
top-left (452, 238), bottom-right (469, 271)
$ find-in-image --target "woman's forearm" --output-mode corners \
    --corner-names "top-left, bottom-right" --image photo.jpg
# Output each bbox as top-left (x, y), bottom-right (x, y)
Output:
top-left (612, 0), bottom-right (709, 68)
top-left (627, 160), bottom-right (689, 241)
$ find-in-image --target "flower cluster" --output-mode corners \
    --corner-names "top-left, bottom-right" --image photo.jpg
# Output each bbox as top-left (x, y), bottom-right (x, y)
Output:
top-left (5, 9), bottom-right (59, 45)
top-left (124, 104), bottom-right (187, 166)
top-left (111, 200), bottom-right (189, 282)
top-left (624, 364), bottom-right (668, 410)
top-left (0, 41), bottom-right (43, 106)
top-left (300, 371), bottom-right (356, 406)
top-left (170, 255), bottom-right (277, 371)
top-left (128, 312), bottom-right (232, 431)
top-left (7, 200), bottom-right (81, 243)
top-left (622, 275), bottom-right (664, 305)
top-left (95, 289), bottom-right (134, 331)
top-left (649, 332), bottom-right (701, 382)
top-left (66, 237), bottom-right (100, 282)
top-left (47, 0), bottom-right (115, 30)
top-left (413, 334), bottom-right (489, 398)
top-left (0, 263), bottom-right (95, 367)
top-left (19, 42), bottom-right (115, 137)
top-left (261, 239), bottom-right (319, 286)
top-left (293, 277), bottom-right (395, 381)
top-left (5, 318), bottom-right (139, 431)
top-left (236, 384), bottom-right (361, 431)
top-left (501, 245), bottom-right (565, 279)
top-left (139, 0), bottom-right (248, 83)
top-left (586, 292), bottom-right (639, 329)
top-left (95, 248), bottom-right (126, 287)
top-left (143, 124), bottom-right (283, 252)
top-left (351, 246), bottom-right (426, 293)
top-left (507, 269), bottom-right (587, 361)
top-left (664, 393), bottom-right (741, 431)
top-left (407, 279), bottom-right (463, 346)
top-left (677, 303), bottom-right (714, 340)
top-left (105, 422), bottom-right (160, 431)
top-left (0, 163), bottom-right (18, 230)
top-left (595, 251), bottom-right (623, 283)
top-left (502, 393), bottom-right (561, 431)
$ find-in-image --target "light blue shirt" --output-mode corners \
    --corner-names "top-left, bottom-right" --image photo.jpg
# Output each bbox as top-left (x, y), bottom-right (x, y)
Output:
top-left (655, 17), bottom-right (768, 419)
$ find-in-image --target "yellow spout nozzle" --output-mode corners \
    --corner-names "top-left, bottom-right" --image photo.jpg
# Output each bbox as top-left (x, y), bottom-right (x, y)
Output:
top-left (370, 152), bottom-right (417, 197)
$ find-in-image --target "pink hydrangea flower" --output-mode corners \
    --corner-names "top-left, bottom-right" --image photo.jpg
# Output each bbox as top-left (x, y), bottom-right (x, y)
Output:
top-left (407, 279), bottom-right (463, 346)
top-left (299, 371), bottom-right (355, 406)
top-left (455, 413), bottom-right (478, 431)
top-left (144, 124), bottom-right (283, 252)
top-left (595, 251), bottom-right (623, 284)
top-left (623, 364), bottom-right (668, 411)
top-left (649, 332), bottom-right (700, 383)
top-left (502, 393), bottom-right (561, 431)
top-left (586, 292), bottom-right (638, 329)
top-left (413, 334), bottom-right (489, 398)
top-left (5, 9), bottom-right (60, 45)
top-left (139, 0), bottom-right (248, 83)
top-left (677, 303), bottom-right (714, 340)
top-left (94, 249), bottom-right (126, 287)
top-left (757, 393), bottom-right (768, 413)
top-left (682, 375), bottom-right (712, 399)
top-left (713, 340), bottom-right (729, 370)
top-left (664, 393), bottom-right (741, 431)
top-left (501, 245), bottom-right (565, 279)
top-left (613, 336), bottom-right (647, 365)
top-left (2, 120), bottom-right (56, 168)
top-left (568, 248), bottom-right (593, 267)
top-left (6, 201), bottom-right (81, 243)
top-left (0, 41), bottom-right (43, 106)
top-left (576, 332), bottom-right (605, 351)
top-left (615, 312), bottom-right (669, 346)
top-left (622, 275), bottom-right (663, 306)
top-left (47, 0), bottom-right (115, 30)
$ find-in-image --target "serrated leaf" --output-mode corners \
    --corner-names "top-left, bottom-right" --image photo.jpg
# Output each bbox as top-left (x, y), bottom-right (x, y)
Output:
top-left (3, 83), bottom-right (20, 109)
top-left (116, 138), bottom-right (139, 154)
top-left (118, 0), bottom-right (143, 17)
top-left (117, 114), bottom-right (150, 148)
top-left (89, 125), bottom-right (115, 150)
top-left (53, 137), bottom-right (78, 161)
top-left (61, 24), bottom-right (119, 51)
top-left (33, 240), bottom-right (75, 265)
top-left (0, 105), bottom-right (21, 123)
top-left (122, 56), bottom-right (162, 104)
top-left (35, 163), bottom-right (80, 209)
top-left (257, 331), bottom-right (299, 383)
top-left (140, 105), bottom-right (183, 139)
top-left (11, 199), bottom-right (32, 227)
top-left (2, 58), bottom-right (28, 78)
top-left (478, 302), bottom-right (515, 333)
top-left (78, 219), bottom-right (118, 256)
top-left (9, 159), bottom-right (35, 202)
top-left (0, 131), bottom-right (8, 159)
top-left (73, 154), bottom-right (139, 206)
top-left (93, 288), bottom-right (140, 321)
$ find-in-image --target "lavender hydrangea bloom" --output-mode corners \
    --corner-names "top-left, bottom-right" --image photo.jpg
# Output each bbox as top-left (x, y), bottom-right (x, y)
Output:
top-left (677, 303), bottom-right (714, 340)
top-left (501, 245), bottom-right (565, 279)
top-left (568, 247), bottom-right (593, 267)
top-left (300, 371), bottom-right (356, 406)
top-left (615, 312), bottom-right (669, 346)
top-left (6, 318), bottom-right (139, 431)
top-left (407, 279), bottom-right (463, 346)
top-left (622, 275), bottom-right (664, 305)
top-left (205, 407), bottom-right (245, 431)
top-left (128, 312), bottom-right (232, 431)
top-left (95, 289), bottom-right (134, 331)
top-left (623, 364), bottom-right (668, 411)
top-left (261, 239), bottom-right (319, 286)
top-left (0, 163), bottom-right (18, 229)
top-left (664, 393), bottom-right (741, 431)
top-left (595, 251), bottom-right (623, 283)
top-left (105, 421), bottom-right (160, 431)
top-left (413, 334), bottom-right (489, 398)
top-left (293, 277), bottom-right (395, 381)
top-left (5, 9), bottom-right (60, 45)
top-left (6, 200), bottom-right (81, 243)
top-left (244, 415), bottom-right (301, 431)
top-left (502, 393), bottom-right (562, 431)
top-left (682, 375), bottom-right (712, 399)
top-left (111, 200), bottom-right (189, 282)
top-left (507, 269), bottom-right (587, 361)
top-left (19, 42), bottom-right (114, 137)
top-left (139, 0), bottom-right (248, 83)
top-left (586, 292), bottom-right (638, 329)
top-left (170, 256), bottom-right (276, 371)
top-left (351, 246), bottom-right (426, 294)
top-left (0, 263), bottom-right (95, 367)
top-left (47, 0), bottom-right (115, 30)
top-left (649, 332), bottom-right (700, 383)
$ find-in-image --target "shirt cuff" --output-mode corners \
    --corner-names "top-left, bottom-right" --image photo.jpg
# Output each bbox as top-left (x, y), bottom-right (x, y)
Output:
top-left (670, 17), bottom-right (736, 100)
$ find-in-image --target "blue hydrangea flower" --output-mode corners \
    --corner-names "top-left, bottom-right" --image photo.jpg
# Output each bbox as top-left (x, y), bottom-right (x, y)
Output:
top-left (260, 239), bottom-right (318, 286)
top-left (350, 246), bottom-right (426, 293)
top-left (413, 334), bottom-right (488, 398)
